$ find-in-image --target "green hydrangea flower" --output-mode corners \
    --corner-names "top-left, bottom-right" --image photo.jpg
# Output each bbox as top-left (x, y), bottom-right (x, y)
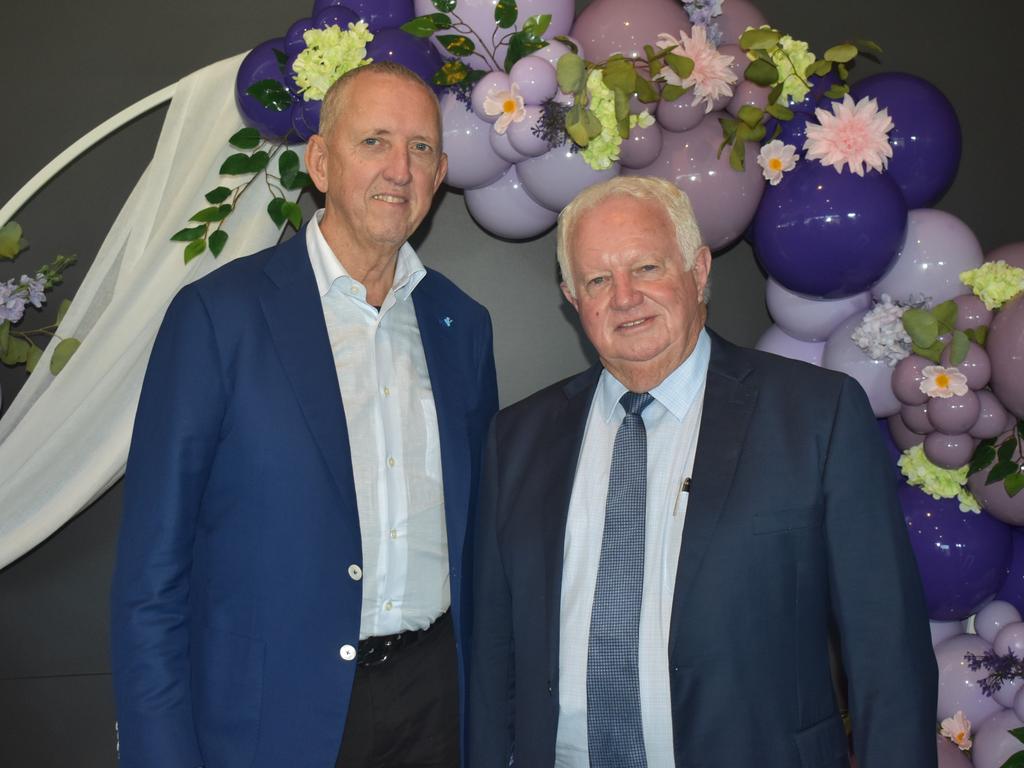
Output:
top-left (747, 27), bottom-right (815, 105)
top-left (292, 22), bottom-right (374, 102)
top-left (580, 70), bottom-right (655, 171)
top-left (898, 444), bottom-right (980, 513)
top-left (960, 261), bottom-right (1024, 310)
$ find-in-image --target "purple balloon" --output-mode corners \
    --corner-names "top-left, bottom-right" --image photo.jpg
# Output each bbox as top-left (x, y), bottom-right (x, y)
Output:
top-left (509, 55), bottom-right (557, 104)
top-left (440, 92), bottom-right (510, 190)
top-left (532, 38), bottom-right (582, 68)
top-left (656, 94), bottom-right (708, 133)
top-left (892, 355), bottom-right (932, 406)
top-left (987, 295), bottom-right (1024, 419)
top-left (931, 619), bottom-right (965, 648)
top-left (489, 128), bottom-right (529, 164)
top-left (935, 633), bottom-right (1005, 725)
top-left (987, 242), bottom-right (1024, 270)
top-left (619, 122), bottom-right (663, 170)
top-left (929, 392), bottom-right (981, 436)
top-left (517, 142), bottom-right (619, 213)
top-left (236, 38), bottom-right (300, 141)
top-left (464, 164), bottom-right (558, 240)
top-left (954, 294), bottom-right (994, 331)
top-left (364, 27), bottom-right (443, 86)
top-left (850, 73), bottom-right (961, 209)
top-left (571, 0), bottom-right (690, 62)
top-left (285, 18), bottom-right (316, 56)
top-left (902, 484), bottom-right (1012, 620)
top-left (936, 732), bottom-right (973, 768)
top-left (292, 98), bottom-right (322, 142)
top-left (993, 621), bottom-right (1024, 658)
top-left (714, 0), bottom-right (768, 47)
top-left (876, 417), bottom-right (902, 462)
top-left (754, 325), bottom-right (824, 366)
top-left (312, 5), bottom-right (361, 32)
top-left (507, 105), bottom-right (549, 158)
top-left (901, 402), bottom-right (933, 435)
top-left (316, 0), bottom-right (413, 30)
top-left (889, 413), bottom-right (925, 451)
top-left (924, 431), bottom-right (976, 470)
top-left (973, 709), bottom-right (1024, 768)
top-left (765, 278), bottom-right (870, 342)
top-left (941, 342), bottom-right (992, 391)
top-left (968, 435), bottom-right (1024, 526)
top-left (627, 112), bottom-right (765, 252)
top-left (471, 72), bottom-right (511, 123)
top-left (971, 390), bottom-right (1011, 440)
top-left (872, 209), bottom-right (984, 305)
top-left (727, 79), bottom-right (770, 118)
top-left (752, 158), bottom-right (908, 298)
top-left (997, 531), bottom-right (1024, 616)
top-left (821, 310), bottom-right (900, 417)
top-left (976, 600), bottom-right (1023, 643)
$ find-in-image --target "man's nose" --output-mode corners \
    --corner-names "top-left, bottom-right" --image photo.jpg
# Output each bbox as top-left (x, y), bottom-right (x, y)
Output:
top-left (610, 276), bottom-right (642, 309)
top-left (383, 146), bottom-right (412, 185)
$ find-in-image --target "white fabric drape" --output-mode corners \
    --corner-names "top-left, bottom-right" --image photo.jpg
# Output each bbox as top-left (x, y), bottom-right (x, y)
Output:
top-left (0, 53), bottom-right (301, 568)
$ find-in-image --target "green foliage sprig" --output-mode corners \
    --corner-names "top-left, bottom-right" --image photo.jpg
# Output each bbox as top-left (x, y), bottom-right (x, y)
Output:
top-left (171, 128), bottom-right (312, 264)
top-left (901, 300), bottom-right (987, 365)
top-left (970, 421), bottom-right (1024, 499)
top-left (999, 726), bottom-right (1024, 767)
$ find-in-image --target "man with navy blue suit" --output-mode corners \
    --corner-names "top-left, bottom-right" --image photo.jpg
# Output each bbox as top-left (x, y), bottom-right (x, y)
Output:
top-left (469, 177), bottom-right (935, 767)
top-left (112, 62), bottom-right (497, 768)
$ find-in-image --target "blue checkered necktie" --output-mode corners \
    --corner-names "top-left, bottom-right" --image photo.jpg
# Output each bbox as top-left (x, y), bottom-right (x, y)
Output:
top-left (587, 390), bottom-right (654, 768)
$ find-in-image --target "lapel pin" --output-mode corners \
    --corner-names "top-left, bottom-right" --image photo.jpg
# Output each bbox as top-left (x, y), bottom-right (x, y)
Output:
top-left (441, 316), bottom-right (454, 328)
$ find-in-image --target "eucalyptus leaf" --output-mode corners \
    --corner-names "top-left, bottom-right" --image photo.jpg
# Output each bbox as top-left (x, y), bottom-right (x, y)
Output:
top-left (718, 116), bottom-right (739, 142)
top-left (603, 58), bottom-right (636, 95)
top-left (767, 82), bottom-right (783, 105)
top-left (737, 105), bottom-right (763, 129)
top-left (205, 186), bottom-right (232, 204)
top-left (0, 320), bottom-right (9, 353)
top-left (1006, 472), bottom-right (1024, 498)
top-left (437, 34), bottom-right (475, 56)
top-left (966, 325), bottom-right (989, 346)
top-left (809, 59), bottom-right (832, 78)
top-left (57, 298), bottom-right (71, 325)
top-left (171, 225), bottom-right (207, 242)
top-left (911, 341), bottom-right (943, 363)
top-left (902, 308), bottom-right (939, 347)
top-left (432, 0), bottom-right (456, 11)
top-left (267, 197), bottom-right (287, 228)
top-left (933, 299), bottom-right (958, 331)
top-left (282, 201), bottom-right (303, 231)
top-left (229, 127), bottom-right (261, 150)
top-left (26, 342), bottom-right (42, 373)
top-left (824, 84), bottom-right (849, 99)
top-left (494, 0), bottom-right (517, 29)
top-left (949, 330), bottom-right (970, 366)
top-left (739, 28), bottom-right (780, 50)
top-left (661, 83), bottom-right (685, 102)
top-left (209, 230), bottom-right (229, 257)
top-left (556, 53), bottom-right (585, 95)
top-left (970, 443), bottom-right (997, 475)
top-left (279, 150), bottom-right (300, 187)
top-left (729, 140), bottom-right (746, 172)
top-left (49, 337), bottom-right (80, 374)
top-left (744, 59), bottom-right (779, 87)
top-left (664, 53), bottom-right (694, 80)
top-left (613, 88), bottom-right (630, 123)
top-left (765, 103), bottom-right (794, 121)
top-left (245, 79), bottom-right (293, 112)
top-left (735, 122), bottom-right (765, 143)
top-left (583, 109), bottom-right (603, 140)
top-left (852, 39), bottom-right (884, 58)
top-left (837, 63), bottom-right (849, 81)
top-left (1, 336), bottom-right (29, 366)
top-left (184, 239), bottom-right (206, 264)
top-left (564, 104), bottom-right (589, 147)
top-left (635, 76), bottom-right (659, 103)
top-left (0, 221), bottom-right (25, 259)
top-left (220, 153), bottom-right (253, 175)
top-left (824, 44), bottom-right (858, 63)
top-left (989, 460), bottom-right (1019, 486)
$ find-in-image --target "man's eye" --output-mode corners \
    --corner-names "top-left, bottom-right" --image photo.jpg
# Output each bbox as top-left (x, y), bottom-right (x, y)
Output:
top-left (588, 276), bottom-right (606, 287)
top-left (363, 137), bottom-right (380, 146)
top-left (412, 142), bottom-right (432, 152)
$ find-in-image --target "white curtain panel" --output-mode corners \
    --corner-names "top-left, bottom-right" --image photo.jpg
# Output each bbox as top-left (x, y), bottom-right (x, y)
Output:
top-left (0, 52), bottom-right (301, 568)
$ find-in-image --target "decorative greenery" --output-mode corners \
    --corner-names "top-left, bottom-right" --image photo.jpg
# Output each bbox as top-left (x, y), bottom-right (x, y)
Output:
top-left (171, 128), bottom-right (312, 263)
top-left (0, 222), bottom-right (79, 375)
top-left (970, 420), bottom-right (1024, 499)
top-left (901, 299), bottom-right (987, 366)
top-left (1001, 728), bottom-right (1024, 768)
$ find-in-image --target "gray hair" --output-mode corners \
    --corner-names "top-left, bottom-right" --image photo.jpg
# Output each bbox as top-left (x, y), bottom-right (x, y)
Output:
top-left (557, 176), bottom-right (705, 298)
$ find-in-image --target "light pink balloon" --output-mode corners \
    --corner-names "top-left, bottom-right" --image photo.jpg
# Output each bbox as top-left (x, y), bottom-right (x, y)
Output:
top-left (924, 431), bottom-right (976, 470)
top-left (715, 0), bottom-right (769, 47)
top-left (531, 38), bottom-right (583, 68)
top-left (929, 391), bottom-right (981, 436)
top-left (754, 325), bottom-right (824, 366)
top-left (571, 0), bottom-right (690, 62)
top-left (936, 733), bottom-right (973, 768)
top-left (441, 91), bottom-right (510, 190)
top-left (619, 122), bottom-right (664, 170)
top-left (516, 142), bottom-right (620, 212)
top-left (976, 600), bottom-right (1023, 643)
top-left (973, 709), bottom-right (1024, 768)
top-left (889, 413), bottom-right (925, 451)
top-left (954, 294), bottom-right (994, 331)
top-left (901, 401), bottom-right (934, 434)
top-left (656, 94), bottom-right (707, 133)
top-left (941, 342), bottom-right (992, 391)
top-left (765, 278), bottom-right (870, 342)
top-left (464, 164), bottom-right (558, 240)
top-left (625, 111), bottom-right (765, 252)
top-left (821, 310), bottom-right (901, 417)
top-left (872, 209), bottom-right (984, 305)
top-left (934, 633), bottom-right (1004, 725)
top-left (489, 127), bottom-right (529, 164)
top-left (892, 355), bottom-right (932, 407)
top-left (970, 390), bottom-right (1010, 440)
top-left (986, 242), bottom-right (1024, 269)
top-left (986, 295), bottom-right (1024, 418)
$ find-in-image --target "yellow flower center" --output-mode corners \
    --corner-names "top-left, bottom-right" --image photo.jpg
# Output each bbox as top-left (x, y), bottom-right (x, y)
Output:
top-left (936, 373), bottom-right (950, 388)
top-left (503, 99), bottom-right (517, 114)
top-left (768, 157), bottom-right (783, 171)
top-left (955, 731), bottom-right (966, 743)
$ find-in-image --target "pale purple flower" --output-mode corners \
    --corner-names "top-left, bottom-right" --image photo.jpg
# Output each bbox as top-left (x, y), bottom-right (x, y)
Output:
top-left (0, 279), bottom-right (27, 323)
top-left (850, 294), bottom-right (912, 366)
top-left (20, 274), bottom-right (46, 308)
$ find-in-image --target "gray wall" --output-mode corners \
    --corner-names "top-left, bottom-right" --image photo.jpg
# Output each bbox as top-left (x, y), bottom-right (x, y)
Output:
top-left (1, 0), bottom-right (1020, 764)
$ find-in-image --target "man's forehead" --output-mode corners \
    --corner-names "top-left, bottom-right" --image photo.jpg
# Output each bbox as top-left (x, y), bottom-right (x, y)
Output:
top-left (341, 73), bottom-right (441, 138)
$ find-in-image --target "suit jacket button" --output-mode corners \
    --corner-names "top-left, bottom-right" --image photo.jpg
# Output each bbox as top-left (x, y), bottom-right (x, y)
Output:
top-left (340, 644), bottom-right (356, 661)
top-left (348, 564), bottom-right (363, 581)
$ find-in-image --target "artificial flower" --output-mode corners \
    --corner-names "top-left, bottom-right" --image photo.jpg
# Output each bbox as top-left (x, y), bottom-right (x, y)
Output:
top-left (683, 0), bottom-right (725, 45)
top-left (756, 140), bottom-right (797, 185)
top-left (580, 70), bottom-right (621, 170)
top-left (19, 274), bottom-right (45, 308)
top-left (940, 710), bottom-right (973, 751)
top-left (850, 294), bottom-right (912, 366)
top-left (919, 365), bottom-right (969, 399)
top-left (960, 261), bottom-right (1024, 310)
top-left (803, 94), bottom-right (893, 176)
top-left (898, 444), bottom-right (980, 513)
top-left (483, 83), bottom-right (526, 135)
top-left (0, 279), bottom-right (26, 323)
top-left (656, 25), bottom-right (737, 113)
top-left (292, 22), bottom-right (374, 101)
top-left (746, 28), bottom-right (816, 105)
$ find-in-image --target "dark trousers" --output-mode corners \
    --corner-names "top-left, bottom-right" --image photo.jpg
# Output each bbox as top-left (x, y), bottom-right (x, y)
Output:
top-left (336, 612), bottom-right (459, 767)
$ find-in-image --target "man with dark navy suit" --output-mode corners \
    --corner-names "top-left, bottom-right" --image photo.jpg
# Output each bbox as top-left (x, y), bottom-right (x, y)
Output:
top-left (112, 62), bottom-right (497, 768)
top-left (469, 176), bottom-right (935, 768)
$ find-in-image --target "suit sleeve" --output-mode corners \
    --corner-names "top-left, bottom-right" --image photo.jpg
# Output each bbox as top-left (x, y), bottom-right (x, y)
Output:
top-left (110, 285), bottom-right (226, 767)
top-left (823, 377), bottom-right (937, 768)
top-left (469, 421), bottom-right (516, 767)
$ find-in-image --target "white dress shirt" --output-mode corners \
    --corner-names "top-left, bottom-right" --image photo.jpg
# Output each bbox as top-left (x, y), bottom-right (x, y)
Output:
top-left (556, 330), bottom-right (711, 767)
top-left (307, 211), bottom-right (448, 639)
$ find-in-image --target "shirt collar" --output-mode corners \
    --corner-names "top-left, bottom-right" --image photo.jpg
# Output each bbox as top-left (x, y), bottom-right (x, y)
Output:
top-left (596, 328), bottom-right (711, 423)
top-left (306, 209), bottom-right (426, 302)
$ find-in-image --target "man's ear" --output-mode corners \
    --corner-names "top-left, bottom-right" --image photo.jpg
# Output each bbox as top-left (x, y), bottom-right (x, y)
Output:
top-left (692, 245), bottom-right (711, 300)
top-left (434, 152), bottom-right (448, 193)
top-left (560, 282), bottom-right (579, 312)
top-left (305, 135), bottom-right (329, 194)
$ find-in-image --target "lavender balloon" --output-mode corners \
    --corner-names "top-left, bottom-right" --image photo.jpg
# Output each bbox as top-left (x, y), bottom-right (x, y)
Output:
top-left (517, 142), bottom-right (619, 213)
top-left (765, 279), bottom-right (870, 342)
top-left (471, 72), bottom-right (512, 123)
top-left (935, 633), bottom-right (1005, 725)
top-left (489, 129), bottom-right (529, 165)
top-left (987, 242), bottom-right (1024, 270)
top-left (714, 0), bottom-right (768, 47)
top-left (936, 733), bottom-right (973, 768)
top-left (754, 325), bottom-right (824, 367)
top-left (821, 311), bottom-right (900, 417)
top-left (941, 342), bottom-right (992, 391)
top-left (986, 295), bottom-right (1024, 419)
top-left (872, 209), bottom-right (984, 305)
top-left (656, 96), bottom-right (708, 133)
top-left (571, 0), bottom-right (689, 62)
top-left (901, 401), bottom-right (933, 434)
top-left (619, 122), bottom-right (664, 170)
top-left (924, 431), bottom-right (976, 470)
top-left (464, 164), bottom-right (558, 240)
top-left (628, 112), bottom-right (765, 252)
top-left (753, 158), bottom-right (907, 298)
top-left (931, 619), bottom-right (965, 648)
top-left (972, 709), bottom-right (1024, 768)
top-left (509, 56), bottom-right (557, 104)
top-left (929, 392), bottom-right (981, 436)
top-left (440, 92), bottom-right (510, 190)
top-left (976, 601), bottom-right (1024, 644)
top-left (903, 484), bottom-right (1012, 620)
top-left (954, 294), bottom-right (994, 331)
top-left (971, 390), bottom-right (1012, 440)
top-left (892, 355), bottom-right (931, 407)
top-left (507, 105), bottom-right (549, 158)
top-left (888, 413), bottom-right (925, 451)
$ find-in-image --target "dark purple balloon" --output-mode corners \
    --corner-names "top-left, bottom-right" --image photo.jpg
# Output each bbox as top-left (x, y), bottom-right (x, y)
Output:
top-left (312, 4), bottom-right (361, 31)
top-left (284, 18), bottom-right (315, 56)
top-left (292, 98), bottom-right (323, 142)
top-left (850, 72), bottom-right (962, 209)
top-left (364, 27), bottom-right (443, 90)
top-left (235, 38), bottom-right (299, 141)
top-left (901, 483), bottom-right (1012, 620)
top-left (998, 531), bottom-right (1024, 615)
top-left (313, 0), bottom-right (413, 30)
top-left (752, 159), bottom-right (908, 298)
top-left (876, 418), bottom-right (902, 462)
top-left (787, 71), bottom-right (841, 114)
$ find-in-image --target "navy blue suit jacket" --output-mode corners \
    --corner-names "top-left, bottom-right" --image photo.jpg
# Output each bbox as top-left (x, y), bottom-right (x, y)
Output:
top-left (111, 230), bottom-right (497, 768)
top-left (469, 332), bottom-right (935, 768)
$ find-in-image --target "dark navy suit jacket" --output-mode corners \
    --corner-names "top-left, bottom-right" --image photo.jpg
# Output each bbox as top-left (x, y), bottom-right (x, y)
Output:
top-left (469, 331), bottom-right (935, 768)
top-left (111, 230), bottom-right (497, 768)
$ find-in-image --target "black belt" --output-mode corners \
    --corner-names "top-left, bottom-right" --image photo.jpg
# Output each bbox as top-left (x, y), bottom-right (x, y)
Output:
top-left (356, 609), bottom-right (450, 668)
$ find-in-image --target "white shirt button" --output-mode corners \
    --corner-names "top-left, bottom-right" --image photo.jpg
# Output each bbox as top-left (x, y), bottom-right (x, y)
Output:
top-left (384, 601), bottom-right (393, 611)
top-left (387, 456), bottom-right (396, 468)
top-left (383, 386), bottom-right (391, 397)
top-left (348, 564), bottom-right (362, 581)
top-left (339, 644), bottom-right (356, 661)
top-left (390, 528), bottom-right (398, 540)
top-left (349, 285), bottom-right (358, 294)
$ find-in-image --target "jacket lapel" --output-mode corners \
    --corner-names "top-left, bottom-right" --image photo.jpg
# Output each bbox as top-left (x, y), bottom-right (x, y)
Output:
top-left (259, 231), bottom-right (358, 515)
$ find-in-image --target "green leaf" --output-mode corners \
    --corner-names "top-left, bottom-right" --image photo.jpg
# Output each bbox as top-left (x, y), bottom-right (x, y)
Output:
top-left (912, 340), bottom-right (943, 363)
top-left (494, 0), bottom-right (517, 29)
top-left (664, 53), bottom-right (694, 81)
top-left (522, 13), bottom-right (551, 38)
top-left (766, 103), bottom-right (794, 121)
top-left (1009, 726), bottom-right (1024, 743)
top-left (0, 320), bottom-right (9, 353)
top-left (432, 60), bottom-right (472, 86)
top-left (220, 153), bottom-right (254, 175)
top-left (1000, 751), bottom-right (1024, 768)
top-left (401, 14), bottom-right (448, 37)
top-left (989, 460), bottom-right (1019, 485)
top-left (661, 83), bottom-right (685, 102)
top-left (737, 105), bottom-right (763, 129)
top-left (583, 108), bottom-right (603, 140)
top-left (824, 44), bottom-right (858, 63)
top-left (504, 28), bottom-right (547, 71)
top-left (278, 150), bottom-right (300, 188)
top-left (25, 342), bottom-right (42, 373)
top-left (729, 140), bottom-right (746, 172)
top-left (966, 325), bottom-right (989, 346)
top-left (190, 205), bottom-right (233, 223)
top-left (274, 47), bottom-right (288, 72)
top-left (744, 59), bottom-right (779, 87)
top-left (553, 35), bottom-right (578, 53)
top-left (902, 309), bottom-right (939, 348)
top-left (556, 53), bottom-right (585, 95)
top-left (248, 151), bottom-right (270, 173)
top-left (267, 197), bottom-right (287, 228)
top-left (286, 171), bottom-right (312, 191)
top-left (739, 28), bottom-right (780, 51)
top-left (603, 58), bottom-right (637, 95)
top-left (171, 224), bottom-right (207, 242)
top-left (229, 127), bottom-right (261, 150)
top-left (767, 82), bottom-right (784, 106)
top-left (932, 299), bottom-right (958, 331)
top-left (49, 337), bottom-right (80, 374)
top-left (437, 34), bottom-right (475, 56)
top-left (281, 201), bottom-right (303, 231)
top-left (245, 79), bottom-right (293, 112)
top-left (205, 186), bottom-right (232, 204)
top-left (564, 104), bottom-right (589, 147)
top-left (184, 239), bottom-right (206, 264)
top-left (432, 0), bottom-right (456, 11)
top-left (808, 59), bottom-right (832, 78)
top-left (999, 439), bottom-right (1018, 464)
top-left (635, 76), bottom-right (659, 103)
top-left (949, 330), bottom-right (970, 366)
top-left (645, 44), bottom-right (664, 79)
top-left (824, 84), bottom-right (849, 100)
top-left (209, 230), bottom-right (229, 257)
top-left (837, 62), bottom-right (849, 81)
top-left (57, 298), bottom-right (71, 325)
top-left (718, 116), bottom-right (739, 143)
top-left (0, 221), bottom-right (25, 259)
top-left (735, 122), bottom-right (766, 143)
top-left (1018, 418), bottom-right (1024, 441)
top-left (852, 39), bottom-right (884, 58)
top-left (1, 336), bottom-right (29, 366)
top-left (970, 443), bottom-right (997, 475)
top-left (1006, 472), bottom-right (1024, 498)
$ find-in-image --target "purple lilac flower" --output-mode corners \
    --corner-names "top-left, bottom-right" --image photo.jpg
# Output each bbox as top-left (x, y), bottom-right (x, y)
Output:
top-left (684, 0), bottom-right (725, 46)
top-left (19, 274), bottom-right (46, 308)
top-left (0, 279), bottom-right (27, 323)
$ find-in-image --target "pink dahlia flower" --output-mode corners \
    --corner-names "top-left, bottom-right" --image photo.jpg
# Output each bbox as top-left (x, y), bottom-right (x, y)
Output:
top-left (803, 94), bottom-right (894, 176)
